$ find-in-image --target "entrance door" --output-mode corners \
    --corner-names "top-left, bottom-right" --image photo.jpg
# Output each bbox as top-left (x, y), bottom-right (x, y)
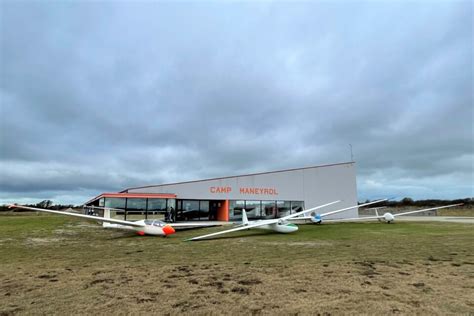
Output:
top-left (209, 201), bottom-right (220, 221)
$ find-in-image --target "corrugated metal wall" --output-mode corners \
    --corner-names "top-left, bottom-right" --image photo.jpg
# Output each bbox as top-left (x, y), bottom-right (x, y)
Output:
top-left (127, 162), bottom-right (358, 219)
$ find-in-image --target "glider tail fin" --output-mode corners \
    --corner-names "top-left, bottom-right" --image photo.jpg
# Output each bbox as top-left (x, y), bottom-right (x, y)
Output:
top-left (242, 209), bottom-right (249, 226)
top-left (375, 208), bottom-right (383, 222)
top-left (102, 207), bottom-right (112, 227)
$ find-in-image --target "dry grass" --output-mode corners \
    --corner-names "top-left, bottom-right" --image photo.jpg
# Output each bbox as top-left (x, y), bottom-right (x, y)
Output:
top-left (0, 212), bottom-right (473, 315)
top-left (437, 207), bottom-right (474, 217)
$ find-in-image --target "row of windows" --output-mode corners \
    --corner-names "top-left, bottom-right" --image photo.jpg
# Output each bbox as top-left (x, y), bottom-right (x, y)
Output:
top-left (176, 200), bottom-right (214, 221)
top-left (90, 198), bottom-right (304, 222)
top-left (229, 200), bottom-right (304, 220)
top-left (96, 197), bottom-right (175, 221)
top-left (99, 197), bottom-right (175, 211)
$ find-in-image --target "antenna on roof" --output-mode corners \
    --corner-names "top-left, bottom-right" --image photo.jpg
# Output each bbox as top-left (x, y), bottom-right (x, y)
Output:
top-left (349, 144), bottom-right (354, 162)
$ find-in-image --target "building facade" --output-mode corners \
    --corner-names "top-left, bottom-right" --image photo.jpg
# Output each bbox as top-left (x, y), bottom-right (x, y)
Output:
top-left (85, 162), bottom-right (357, 222)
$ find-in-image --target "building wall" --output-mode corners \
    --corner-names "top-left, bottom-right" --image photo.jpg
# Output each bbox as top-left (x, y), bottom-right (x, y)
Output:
top-left (126, 162), bottom-right (358, 219)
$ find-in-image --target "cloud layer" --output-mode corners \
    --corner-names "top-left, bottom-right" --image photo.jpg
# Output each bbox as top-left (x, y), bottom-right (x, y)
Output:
top-left (1, 1), bottom-right (472, 204)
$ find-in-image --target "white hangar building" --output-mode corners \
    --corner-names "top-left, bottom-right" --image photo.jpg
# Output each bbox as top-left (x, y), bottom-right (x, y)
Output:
top-left (85, 162), bottom-right (358, 222)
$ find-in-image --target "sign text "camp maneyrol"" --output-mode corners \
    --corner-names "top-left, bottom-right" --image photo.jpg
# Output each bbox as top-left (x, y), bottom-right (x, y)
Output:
top-left (209, 187), bottom-right (279, 195)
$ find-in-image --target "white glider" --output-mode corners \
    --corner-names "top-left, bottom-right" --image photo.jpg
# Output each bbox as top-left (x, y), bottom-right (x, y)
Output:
top-left (8, 204), bottom-right (219, 236)
top-left (290, 199), bottom-right (388, 224)
top-left (187, 200), bottom-right (344, 241)
top-left (324, 203), bottom-right (463, 224)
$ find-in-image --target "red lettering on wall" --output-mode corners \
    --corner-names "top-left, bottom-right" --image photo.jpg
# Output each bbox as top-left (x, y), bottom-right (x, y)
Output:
top-left (238, 187), bottom-right (279, 196)
top-left (212, 186), bottom-right (279, 195)
top-left (210, 186), bottom-right (232, 194)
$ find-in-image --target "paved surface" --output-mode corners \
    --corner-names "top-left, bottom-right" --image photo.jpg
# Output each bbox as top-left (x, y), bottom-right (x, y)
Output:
top-left (173, 217), bottom-right (474, 226)
top-left (169, 221), bottom-right (234, 229)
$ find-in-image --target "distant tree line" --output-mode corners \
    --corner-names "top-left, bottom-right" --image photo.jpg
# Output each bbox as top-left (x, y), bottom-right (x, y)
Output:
top-left (0, 200), bottom-right (77, 212)
top-left (1, 198), bottom-right (472, 212)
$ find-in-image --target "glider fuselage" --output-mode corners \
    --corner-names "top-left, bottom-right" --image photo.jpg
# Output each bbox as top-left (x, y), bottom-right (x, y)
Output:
top-left (257, 222), bottom-right (299, 233)
top-left (103, 220), bottom-right (175, 236)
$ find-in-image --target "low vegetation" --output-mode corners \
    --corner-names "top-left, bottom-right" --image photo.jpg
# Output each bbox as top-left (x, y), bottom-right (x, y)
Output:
top-left (0, 213), bottom-right (473, 315)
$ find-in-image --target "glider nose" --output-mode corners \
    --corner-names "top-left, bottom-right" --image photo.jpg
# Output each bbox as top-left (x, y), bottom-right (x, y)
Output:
top-left (163, 225), bottom-right (175, 236)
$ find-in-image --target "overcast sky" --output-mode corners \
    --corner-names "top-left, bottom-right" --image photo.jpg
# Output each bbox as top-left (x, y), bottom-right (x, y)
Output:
top-left (0, 1), bottom-right (472, 205)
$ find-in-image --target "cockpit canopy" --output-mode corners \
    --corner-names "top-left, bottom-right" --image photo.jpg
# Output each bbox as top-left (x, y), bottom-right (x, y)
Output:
top-left (144, 219), bottom-right (166, 227)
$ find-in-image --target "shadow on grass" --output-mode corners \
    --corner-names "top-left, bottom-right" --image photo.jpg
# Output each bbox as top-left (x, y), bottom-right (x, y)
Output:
top-left (108, 233), bottom-right (144, 240)
top-left (186, 230), bottom-right (275, 241)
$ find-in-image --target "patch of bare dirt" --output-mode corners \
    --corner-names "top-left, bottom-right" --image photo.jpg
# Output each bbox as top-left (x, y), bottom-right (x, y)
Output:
top-left (26, 237), bottom-right (64, 244)
top-left (262, 241), bottom-right (333, 247)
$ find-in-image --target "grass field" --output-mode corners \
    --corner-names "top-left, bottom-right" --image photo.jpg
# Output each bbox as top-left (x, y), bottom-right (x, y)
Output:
top-left (0, 212), bottom-right (473, 315)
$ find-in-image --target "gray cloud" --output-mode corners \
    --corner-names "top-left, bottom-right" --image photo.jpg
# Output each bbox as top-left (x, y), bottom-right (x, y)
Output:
top-left (0, 1), bottom-right (472, 204)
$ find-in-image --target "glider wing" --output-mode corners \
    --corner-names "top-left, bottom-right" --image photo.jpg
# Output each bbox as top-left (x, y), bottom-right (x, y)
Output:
top-left (293, 199), bottom-right (387, 220)
top-left (9, 204), bottom-right (145, 227)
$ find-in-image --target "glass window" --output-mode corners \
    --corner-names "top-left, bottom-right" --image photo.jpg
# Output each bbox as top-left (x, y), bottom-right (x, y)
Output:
top-left (199, 201), bottom-right (209, 220)
top-left (147, 198), bottom-right (167, 220)
top-left (127, 198), bottom-right (147, 210)
top-left (245, 200), bottom-right (261, 219)
top-left (261, 201), bottom-right (276, 219)
top-left (152, 220), bottom-right (165, 227)
top-left (126, 198), bottom-right (146, 220)
top-left (178, 200), bottom-right (200, 221)
top-left (148, 199), bottom-right (166, 212)
top-left (176, 200), bottom-right (183, 220)
top-left (277, 201), bottom-right (291, 217)
top-left (229, 200), bottom-right (245, 221)
top-left (167, 199), bottom-right (176, 210)
top-left (105, 197), bottom-right (126, 209)
top-left (167, 199), bottom-right (176, 222)
top-left (104, 198), bottom-right (126, 220)
top-left (291, 201), bottom-right (304, 214)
